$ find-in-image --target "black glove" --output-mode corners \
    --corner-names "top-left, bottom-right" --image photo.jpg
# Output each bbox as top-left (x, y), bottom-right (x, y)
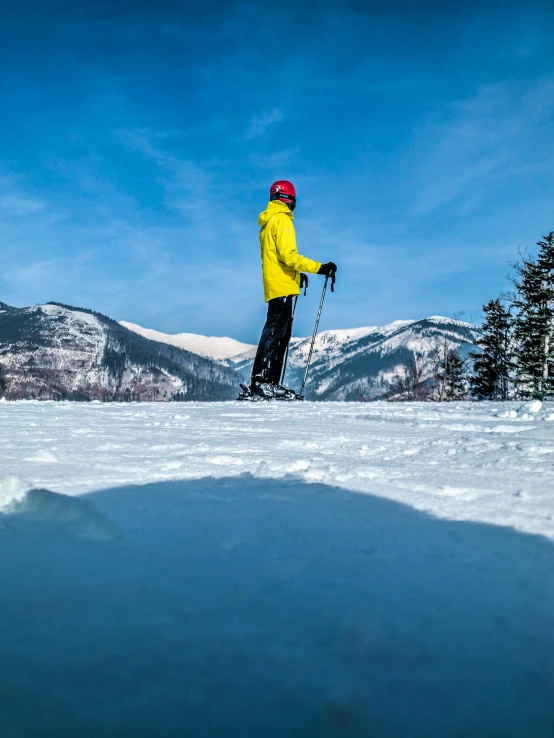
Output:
top-left (299, 273), bottom-right (308, 295)
top-left (318, 262), bottom-right (337, 277)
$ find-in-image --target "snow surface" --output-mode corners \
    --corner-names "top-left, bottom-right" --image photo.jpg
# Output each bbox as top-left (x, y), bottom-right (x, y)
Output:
top-left (1, 400), bottom-right (554, 736)
top-left (120, 320), bottom-right (255, 361)
top-left (2, 399), bottom-right (553, 538)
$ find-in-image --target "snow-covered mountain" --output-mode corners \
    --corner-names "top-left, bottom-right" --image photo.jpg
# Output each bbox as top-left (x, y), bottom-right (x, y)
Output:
top-left (228, 316), bottom-right (480, 400)
top-left (120, 321), bottom-right (255, 361)
top-left (121, 315), bottom-right (480, 400)
top-left (0, 302), bottom-right (240, 401)
top-left (0, 302), bottom-right (479, 402)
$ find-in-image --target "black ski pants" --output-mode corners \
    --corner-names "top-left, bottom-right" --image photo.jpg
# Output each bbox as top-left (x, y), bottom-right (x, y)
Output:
top-left (251, 295), bottom-right (295, 386)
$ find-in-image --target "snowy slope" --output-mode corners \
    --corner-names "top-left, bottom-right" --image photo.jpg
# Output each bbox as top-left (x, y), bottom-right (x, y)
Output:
top-left (230, 316), bottom-right (480, 399)
top-left (1, 398), bottom-right (552, 538)
top-left (1, 400), bottom-right (553, 737)
top-left (120, 321), bottom-right (255, 361)
top-left (0, 302), bottom-right (240, 401)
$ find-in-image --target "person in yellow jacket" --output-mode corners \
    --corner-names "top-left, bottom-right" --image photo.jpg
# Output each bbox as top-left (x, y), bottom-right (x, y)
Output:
top-left (250, 180), bottom-right (337, 398)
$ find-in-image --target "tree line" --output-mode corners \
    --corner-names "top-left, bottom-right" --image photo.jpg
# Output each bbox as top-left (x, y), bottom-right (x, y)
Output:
top-left (388, 231), bottom-right (554, 401)
top-left (471, 231), bottom-right (554, 400)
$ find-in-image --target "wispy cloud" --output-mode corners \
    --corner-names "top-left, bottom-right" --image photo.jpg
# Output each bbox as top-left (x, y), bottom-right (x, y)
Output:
top-left (0, 193), bottom-right (46, 217)
top-left (407, 76), bottom-right (554, 216)
top-left (118, 130), bottom-right (213, 217)
top-left (244, 108), bottom-right (285, 140)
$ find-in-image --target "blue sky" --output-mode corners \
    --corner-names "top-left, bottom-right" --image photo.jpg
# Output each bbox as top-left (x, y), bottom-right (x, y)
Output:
top-left (1, 0), bottom-right (553, 341)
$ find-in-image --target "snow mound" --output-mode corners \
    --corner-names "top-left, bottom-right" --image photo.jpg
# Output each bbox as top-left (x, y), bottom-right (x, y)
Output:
top-left (519, 399), bottom-right (542, 415)
top-left (0, 476), bottom-right (32, 513)
top-left (120, 321), bottom-right (255, 361)
top-left (2, 481), bottom-right (122, 541)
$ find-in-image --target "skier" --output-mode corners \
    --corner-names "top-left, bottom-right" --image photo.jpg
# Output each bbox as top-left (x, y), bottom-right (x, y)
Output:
top-left (249, 180), bottom-right (337, 399)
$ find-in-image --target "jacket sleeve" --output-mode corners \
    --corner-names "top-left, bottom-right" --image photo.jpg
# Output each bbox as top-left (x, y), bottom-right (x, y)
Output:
top-left (274, 215), bottom-right (322, 274)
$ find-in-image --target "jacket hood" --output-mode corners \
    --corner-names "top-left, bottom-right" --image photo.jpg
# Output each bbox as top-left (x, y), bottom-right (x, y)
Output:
top-left (258, 199), bottom-right (294, 227)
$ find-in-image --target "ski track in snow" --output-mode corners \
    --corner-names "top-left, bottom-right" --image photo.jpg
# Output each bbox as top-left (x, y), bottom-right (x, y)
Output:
top-left (1, 399), bottom-right (553, 540)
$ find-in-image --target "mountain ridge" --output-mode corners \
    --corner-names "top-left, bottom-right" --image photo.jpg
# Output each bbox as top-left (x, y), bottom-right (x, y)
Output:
top-left (119, 320), bottom-right (255, 361)
top-left (1, 301), bottom-right (480, 402)
top-left (123, 315), bottom-right (480, 400)
top-left (0, 301), bottom-right (241, 401)
top-left (227, 316), bottom-right (480, 400)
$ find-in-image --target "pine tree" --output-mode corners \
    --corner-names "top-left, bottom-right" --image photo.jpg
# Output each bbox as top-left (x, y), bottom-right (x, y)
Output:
top-left (470, 299), bottom-right (513, 400)
top-left (437, 348), bottom-right (467, 400)
top-left (512, 232), bottom-right (554, 399)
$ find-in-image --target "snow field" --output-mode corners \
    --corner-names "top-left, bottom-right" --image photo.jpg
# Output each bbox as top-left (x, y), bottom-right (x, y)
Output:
top-left (1, 400), bottom-right (554, 736)
top-left (1, 399), bottom-right (553, 540)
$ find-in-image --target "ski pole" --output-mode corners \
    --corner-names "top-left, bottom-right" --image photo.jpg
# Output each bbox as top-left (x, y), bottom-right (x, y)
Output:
top-left (299, 274), bottom-right (332, 397)
top-left (280, 274), bottom-right (309, 386)
top-left (280, 295), bottom-right (298, 386)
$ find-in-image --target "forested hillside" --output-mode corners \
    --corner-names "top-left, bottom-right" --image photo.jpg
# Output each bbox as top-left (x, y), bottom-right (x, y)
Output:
top-left (0, 302), bottom-right (240, 401)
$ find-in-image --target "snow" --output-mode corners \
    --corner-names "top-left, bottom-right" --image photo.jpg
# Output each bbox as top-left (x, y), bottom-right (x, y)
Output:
top-left (311, 325), bottom-right (381, 343)
top-left (521, 399), bottom-right (543, 414)
top-left (120, 320), bottom-right (255, 361)
top-left (1, 400), bottom-right (553, 736)
top-left (2, 400), bottom-right (553, 539)
top-left (0, 475), bottom-right (31, 512)
top-left (426, 315), bottom-right (474, 327)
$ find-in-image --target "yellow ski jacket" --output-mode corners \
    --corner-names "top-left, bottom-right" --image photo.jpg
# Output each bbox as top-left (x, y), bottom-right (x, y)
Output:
top-left (258, 200), bottom-right (322, 302)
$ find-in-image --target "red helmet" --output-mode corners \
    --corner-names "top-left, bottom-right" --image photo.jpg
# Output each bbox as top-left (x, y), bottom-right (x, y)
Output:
top-left (270, 180), bottom-right (296, 210)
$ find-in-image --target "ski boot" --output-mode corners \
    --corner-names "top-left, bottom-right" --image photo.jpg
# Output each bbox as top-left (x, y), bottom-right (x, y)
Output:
top-left (251, 381), bottom-right (301, 401)
top-left (237, 384), bottom-right (260, 401)
top-left (237, 382), bottom-right (303, 401)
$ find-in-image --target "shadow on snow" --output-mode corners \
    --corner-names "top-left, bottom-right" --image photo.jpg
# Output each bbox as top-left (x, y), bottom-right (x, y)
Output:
top-left (0, 475), bottom-right (553, 737)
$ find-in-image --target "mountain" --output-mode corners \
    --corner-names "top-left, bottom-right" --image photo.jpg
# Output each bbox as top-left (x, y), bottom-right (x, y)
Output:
top-left (0, 302), bottom-right (241, 401)
top-left (228, 316), bottom-right (480, 400)
top-left (0, 304), bottom-right (480, 403)
top-left (120, 321), bottom-right (255, 361)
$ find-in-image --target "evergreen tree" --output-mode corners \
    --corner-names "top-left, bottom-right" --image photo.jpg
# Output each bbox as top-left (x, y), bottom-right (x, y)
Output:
top-left (512, 232), bottom-right (554, 398)
top-left (437, 347), bottom-right (467, 400)
top-left (470, 299), bottom-right (513, 400)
